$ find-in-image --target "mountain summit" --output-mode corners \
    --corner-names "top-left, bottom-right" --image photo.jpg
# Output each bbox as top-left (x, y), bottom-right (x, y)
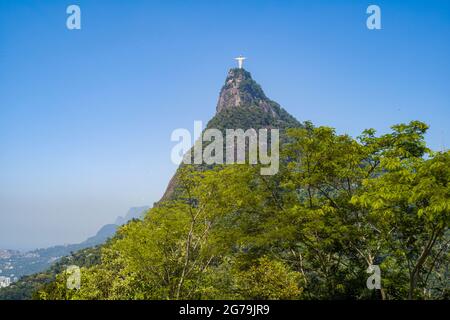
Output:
top-left (160, 68), bottom-right (300, 202)
top-left (216, 68), bottom-right (270, 113)
top-left (208, 68), bottom-right (299, 131)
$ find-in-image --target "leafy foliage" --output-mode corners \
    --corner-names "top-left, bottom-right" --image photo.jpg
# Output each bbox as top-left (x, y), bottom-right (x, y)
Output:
top-left (35, 121), bottom-right (449, 300)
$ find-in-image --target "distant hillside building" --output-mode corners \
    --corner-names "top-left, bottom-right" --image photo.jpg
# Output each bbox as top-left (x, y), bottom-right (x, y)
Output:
top-left (0, 276), bottom-right (11, 288)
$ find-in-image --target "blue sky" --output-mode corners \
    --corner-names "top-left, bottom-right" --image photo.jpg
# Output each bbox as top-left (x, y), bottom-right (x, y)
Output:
top-left (0, 0), bottom-right (449, 249)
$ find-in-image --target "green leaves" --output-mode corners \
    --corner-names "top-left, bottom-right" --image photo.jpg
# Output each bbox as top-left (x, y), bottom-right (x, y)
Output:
top-left (36, 121), bottom-right (449, 300)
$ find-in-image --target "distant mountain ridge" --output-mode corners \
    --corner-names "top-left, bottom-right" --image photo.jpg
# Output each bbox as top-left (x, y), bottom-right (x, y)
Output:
top-left (114, 206), bottom-right (149, 225)
top-left (0, 206), bottom-right (149, 280)
top-left (34, 206), bottom-right (149, 254)
top-left (82, 206), bottom-right (150, 246)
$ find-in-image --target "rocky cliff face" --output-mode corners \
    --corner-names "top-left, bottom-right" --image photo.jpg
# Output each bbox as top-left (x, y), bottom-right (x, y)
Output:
top-left (216, 68), bottom-right (272, 113)
top-left (209, 68), bottom-right (299, 131)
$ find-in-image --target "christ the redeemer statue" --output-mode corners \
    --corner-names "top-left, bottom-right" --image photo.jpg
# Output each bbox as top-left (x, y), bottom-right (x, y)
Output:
top-left (235, 55), bottom-right (246, 69)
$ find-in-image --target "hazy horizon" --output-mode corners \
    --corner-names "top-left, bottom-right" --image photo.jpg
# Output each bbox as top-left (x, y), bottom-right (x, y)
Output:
top-left (1, 0), bottom-right (449, 250)
top-left (1, 204), bottom-right (151, 251)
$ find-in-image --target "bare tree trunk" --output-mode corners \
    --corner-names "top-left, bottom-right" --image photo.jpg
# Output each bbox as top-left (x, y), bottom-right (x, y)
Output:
top-left (176, 220), bottom-right (194, 299)
top-left (408, 228), bottom-right (440, 299)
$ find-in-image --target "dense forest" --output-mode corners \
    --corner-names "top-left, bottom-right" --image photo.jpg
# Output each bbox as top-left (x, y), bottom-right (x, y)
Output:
top-left (0, 246), bottom-right (101, 300)
top-left (35, 121), bottom-right (449, 300)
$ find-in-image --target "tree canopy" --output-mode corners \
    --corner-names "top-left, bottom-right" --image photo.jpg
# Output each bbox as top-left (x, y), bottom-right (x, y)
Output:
top-left (36, 121), bottom-right (449, 300)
